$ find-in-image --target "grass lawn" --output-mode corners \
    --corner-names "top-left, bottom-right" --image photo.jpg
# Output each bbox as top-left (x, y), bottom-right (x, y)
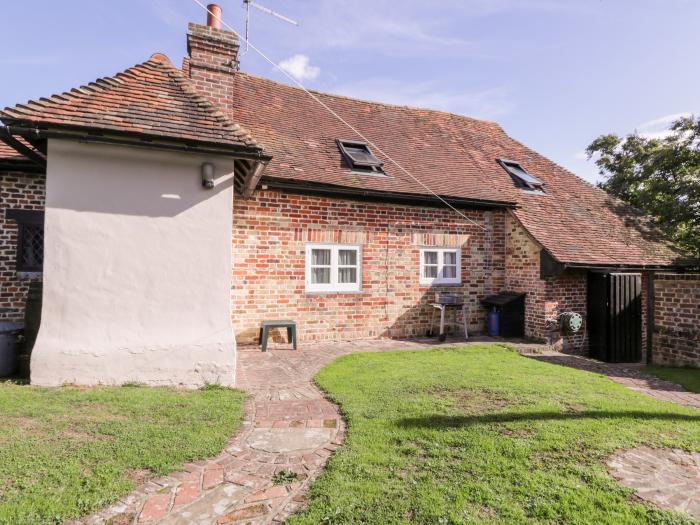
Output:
top-left (289, 345), bottom-right (700, 525)
top-left (0, 382), bottom-right (246, 525)
top-left (643, 366), bottom-right (700, 394)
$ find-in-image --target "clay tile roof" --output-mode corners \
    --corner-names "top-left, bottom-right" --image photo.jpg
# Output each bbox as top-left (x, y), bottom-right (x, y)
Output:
top-left (231, 73), bottom-right (688, 267)
top-left (0, 141), bottom-right (27, 162)
top-left (1, 53), bottom-right (261, 151)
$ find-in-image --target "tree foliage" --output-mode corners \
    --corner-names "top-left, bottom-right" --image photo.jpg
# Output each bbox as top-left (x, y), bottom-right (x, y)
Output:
top-left (587, 115), bottom-right (700, 258)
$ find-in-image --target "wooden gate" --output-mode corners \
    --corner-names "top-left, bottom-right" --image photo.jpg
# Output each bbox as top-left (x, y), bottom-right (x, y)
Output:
top-left (587, 272), bottom-right (642, 363)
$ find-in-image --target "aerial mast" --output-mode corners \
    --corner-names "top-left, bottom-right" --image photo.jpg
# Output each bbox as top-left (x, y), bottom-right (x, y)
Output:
top-left (242, 0), bottom-right (299, 54)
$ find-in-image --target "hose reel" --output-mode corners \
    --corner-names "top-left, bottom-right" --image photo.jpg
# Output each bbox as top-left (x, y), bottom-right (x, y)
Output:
top-left (559, 311), bottom-right (583, 333)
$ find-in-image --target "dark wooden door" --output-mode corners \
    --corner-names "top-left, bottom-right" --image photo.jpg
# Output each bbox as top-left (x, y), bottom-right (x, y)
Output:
top-left (587, 272), bottom-right (642, 363)
top-left (587, 272), bottom-right (608, 360)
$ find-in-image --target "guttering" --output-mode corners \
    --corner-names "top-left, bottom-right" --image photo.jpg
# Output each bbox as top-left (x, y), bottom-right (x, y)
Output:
top-left (1, 123), bottom-right (273, 163)
top-left (540, 246), bottom-right (696, 277)
top-left (562, 262), bottom-right (697, 272)
top-left (261, 177), bottom-right (517, 210)
top-left (0, 126), bottom-right (47, 168)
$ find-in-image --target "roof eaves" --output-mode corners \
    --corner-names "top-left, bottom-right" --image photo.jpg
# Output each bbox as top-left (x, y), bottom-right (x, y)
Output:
top-left (262, 176), bottom-right (517, 209)
top-left (2, 121), bottom-right (271, 162)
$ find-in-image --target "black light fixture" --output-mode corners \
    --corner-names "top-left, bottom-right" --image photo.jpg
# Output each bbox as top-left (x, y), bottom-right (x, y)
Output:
top-left (201, 162), bottom-right (215, 189)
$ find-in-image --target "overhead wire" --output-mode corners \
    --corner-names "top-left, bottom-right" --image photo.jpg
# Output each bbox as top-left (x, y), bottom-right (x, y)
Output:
top-left (189, 0), bottom-right (490, 232)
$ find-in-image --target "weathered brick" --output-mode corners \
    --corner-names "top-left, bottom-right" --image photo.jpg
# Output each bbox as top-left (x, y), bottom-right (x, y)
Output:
top-left (0, 171), bottom-right (45, 322)
top-left (652, 274), bottom-right (700, 367)
top-left (232, 190), bottom-right (506, 344)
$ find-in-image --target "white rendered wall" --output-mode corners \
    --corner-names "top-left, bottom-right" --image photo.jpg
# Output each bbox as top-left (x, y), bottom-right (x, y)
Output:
top-left (31, 140), bottom-right (237, 387)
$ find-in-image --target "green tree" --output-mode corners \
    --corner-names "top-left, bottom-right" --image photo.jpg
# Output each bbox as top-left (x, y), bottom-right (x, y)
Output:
top-left (587, 115), bottom-right (700, 258)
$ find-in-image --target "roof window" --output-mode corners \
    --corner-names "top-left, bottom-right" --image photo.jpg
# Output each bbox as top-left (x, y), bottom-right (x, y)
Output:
top-left (337, 140), bottom-right (384, 174)
top-left (498, 159), bottom-right (544, 192)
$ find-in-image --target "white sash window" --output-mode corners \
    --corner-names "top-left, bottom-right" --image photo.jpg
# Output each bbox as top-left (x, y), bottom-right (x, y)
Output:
top-left (306, 244), bottom-right (362, 292)
top-left (420, 248), bottom-right (461, 285)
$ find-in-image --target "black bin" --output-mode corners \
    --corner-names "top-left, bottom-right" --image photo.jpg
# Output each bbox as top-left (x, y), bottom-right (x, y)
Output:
top-left (481, 292), bottom-right (526, 337)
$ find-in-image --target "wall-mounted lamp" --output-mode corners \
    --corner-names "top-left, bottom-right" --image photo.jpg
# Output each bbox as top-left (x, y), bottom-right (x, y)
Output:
top-left (201, 162), bottom-right (215, 189)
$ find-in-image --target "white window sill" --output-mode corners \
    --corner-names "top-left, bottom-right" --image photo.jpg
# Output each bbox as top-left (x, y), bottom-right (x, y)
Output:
top-left (304, 290), bottom-right (366, 295)
top-left (419, 283), bottom-right (463, 289)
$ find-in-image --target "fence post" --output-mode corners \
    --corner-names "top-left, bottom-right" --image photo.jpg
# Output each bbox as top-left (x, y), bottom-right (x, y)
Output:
top-left (646, 271), bottom-right (655, 365)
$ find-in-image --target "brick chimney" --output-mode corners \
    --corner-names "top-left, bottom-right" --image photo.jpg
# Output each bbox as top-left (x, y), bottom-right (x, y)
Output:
top-left (185, 4), bottom-right (239, 111)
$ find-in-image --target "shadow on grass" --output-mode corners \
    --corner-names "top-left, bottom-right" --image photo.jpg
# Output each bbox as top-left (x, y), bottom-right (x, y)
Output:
top-left (397, 410), bottom-right (700, 429)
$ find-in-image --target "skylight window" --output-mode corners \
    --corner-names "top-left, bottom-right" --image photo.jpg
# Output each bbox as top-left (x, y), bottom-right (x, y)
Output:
top-left (337, 140), bottom-right (384, 174)
top-left (498, 159), bottom-right (544, 192)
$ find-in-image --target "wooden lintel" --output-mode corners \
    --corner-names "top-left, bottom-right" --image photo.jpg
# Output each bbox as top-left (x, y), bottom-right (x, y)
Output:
top-left (242, 161), bottom-right (268, 199)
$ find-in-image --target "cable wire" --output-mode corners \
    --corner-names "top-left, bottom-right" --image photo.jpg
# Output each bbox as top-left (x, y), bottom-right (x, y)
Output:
top-left (189, 0), bottom-right (489, 231)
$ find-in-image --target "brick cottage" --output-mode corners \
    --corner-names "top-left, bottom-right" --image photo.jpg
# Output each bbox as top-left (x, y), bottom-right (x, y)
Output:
top-left (0, 5), bottom-right (696, 386)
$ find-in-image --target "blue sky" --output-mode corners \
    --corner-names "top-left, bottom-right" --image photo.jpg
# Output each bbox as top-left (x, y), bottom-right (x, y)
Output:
top-left (2, 0), bottom-right (698, 183)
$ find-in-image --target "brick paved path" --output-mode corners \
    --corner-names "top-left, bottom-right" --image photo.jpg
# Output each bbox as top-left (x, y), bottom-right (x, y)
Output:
top-left (73, 341), bottom-right (698, 524)
top-left (521, 351), bottom-right (700, 409)
top-left (74, 337), bottom-right (466, 525)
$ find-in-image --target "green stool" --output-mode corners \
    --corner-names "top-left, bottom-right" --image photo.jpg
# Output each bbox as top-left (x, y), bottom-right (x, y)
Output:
top-left (260, 320), bottom-right (297, 352)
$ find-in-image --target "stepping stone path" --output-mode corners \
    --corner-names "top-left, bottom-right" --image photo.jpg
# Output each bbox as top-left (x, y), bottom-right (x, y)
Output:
top-left (72, 340), bottom-right (699, 524)
top-left (520, 349), bottom-right (700, 520)
top-left (608, 446), bottom-right (700, 520)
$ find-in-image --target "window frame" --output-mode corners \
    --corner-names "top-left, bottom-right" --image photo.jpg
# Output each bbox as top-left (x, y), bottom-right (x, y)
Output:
top-left (497, 158), bottom-right (545, 192)
top-left (305, 243), bottom-right (362, 293)
top-left (419, 247), bottom-right (461, 286)
top-left (336, 139), bottom-right (385, 174)
top-left (5, 209), bottom-right (44, 273)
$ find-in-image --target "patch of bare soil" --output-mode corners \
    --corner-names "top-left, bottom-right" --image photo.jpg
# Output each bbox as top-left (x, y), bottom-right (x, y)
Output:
top-left (476, 505), bottom-right (498, 519)
top-left (430, 388), bottom-right (521, 415)
top-left (6, 415), bottom-right (42, 431)
top-left (562, 402), bottom-right (586, 413)
top-left (126, 468), bottom-right (153, 485)
top-left (495, 426), bottom-right (532, 439)
top-left (105, 512), bottom-right (136, 525)
top-left (0, 416), bottom-right (44, 446)
top-left (60, 427), bottom-right (114, 442)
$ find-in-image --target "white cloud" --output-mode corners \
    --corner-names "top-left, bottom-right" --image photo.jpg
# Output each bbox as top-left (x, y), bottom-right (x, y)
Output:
top-left (270, 0), bottom-right (593, 59)
top-left (331, 78), bottom-right (513, 120)
top-left (278, 54), bottom-right (320, 81)
top-left (572, 150), bottom-right (587, 161)
top-left (636, 112), bottom-right (692, 140)
top-left (283, 1), bottom-right (483, 58)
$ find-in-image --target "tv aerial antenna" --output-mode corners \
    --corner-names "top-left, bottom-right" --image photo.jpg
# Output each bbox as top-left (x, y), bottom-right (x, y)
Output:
top-left (242, 0), bottom-right (299, 54)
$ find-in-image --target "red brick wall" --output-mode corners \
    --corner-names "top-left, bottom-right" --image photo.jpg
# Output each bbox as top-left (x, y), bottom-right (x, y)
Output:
top-left (505, 214), bottom-right (588, 354)
top-left (544, 270), bottom-right (588, 354)
top-left (231, 190), bottom-right (506, 343)
top-left (652, 273), bottom-right (700, 367)
top-left (504, 213), bottom-right (545, 339)
top-left (0, 171), bottom-right (45, 321)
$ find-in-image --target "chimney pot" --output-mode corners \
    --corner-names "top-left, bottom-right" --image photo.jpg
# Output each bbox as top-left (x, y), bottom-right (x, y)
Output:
top-left (207, 4), bottom-right (222, 29)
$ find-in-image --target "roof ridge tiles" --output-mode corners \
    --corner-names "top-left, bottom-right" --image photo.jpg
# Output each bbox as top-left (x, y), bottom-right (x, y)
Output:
top-left (235, 71), bottom-right (501, 129)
